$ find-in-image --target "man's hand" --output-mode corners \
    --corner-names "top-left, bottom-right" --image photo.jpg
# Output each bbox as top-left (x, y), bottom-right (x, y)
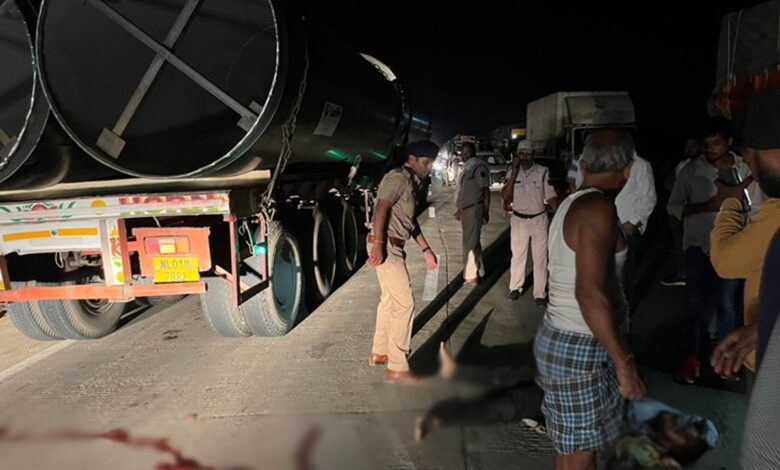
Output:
top-left (714, 176), bottom-right (755, 204)
top-left (512, 155), bottom-right (522, 170)
top-left (711, 325), bottom-right (758, 377)
top-left (616, 358), bottom-right (647, 401)
top-left (621, 222), bottom-right (637, 237)
top-left (454, 208), bottom-right (463, 221)
top-left (659, 457), bottom-right (683, 470)
top-left (502, 199), bottom-right (512, 213)
top-left (367, 242), bottom-right (387, 267)
top-left (424, 249), bottom-right (438, 270)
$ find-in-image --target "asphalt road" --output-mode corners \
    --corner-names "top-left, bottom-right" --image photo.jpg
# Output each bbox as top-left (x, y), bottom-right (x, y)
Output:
top-left (0, 182), bottom-right (746, 469)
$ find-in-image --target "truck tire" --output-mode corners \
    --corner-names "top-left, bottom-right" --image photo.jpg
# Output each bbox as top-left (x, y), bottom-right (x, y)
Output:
top-left (38, 282), bottom-right (126, 339)
top-left (6, 283), bottom-right (63, 341)
top-left (335, 203), bottom-right (360, 281)
top-left (199, 277), bottom-right (251, 337)
top-left (242, 222), bottom-right (304, 336)
top-left (300, 208), bottom-right (336, 302)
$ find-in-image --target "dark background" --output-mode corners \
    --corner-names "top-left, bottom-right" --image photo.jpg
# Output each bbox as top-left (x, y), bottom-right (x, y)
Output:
top-left (306, 1), bottom-right (762, 160)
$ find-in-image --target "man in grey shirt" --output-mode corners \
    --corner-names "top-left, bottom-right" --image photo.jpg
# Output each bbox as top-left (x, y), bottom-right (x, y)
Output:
top-left (454, 142), bottom-right (490, 284)
top-left (666, 117), bottom-right (755, 384)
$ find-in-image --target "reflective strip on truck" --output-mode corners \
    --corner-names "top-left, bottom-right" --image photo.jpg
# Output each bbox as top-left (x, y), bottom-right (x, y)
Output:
top-left (0, 222), bottom-right (103, 255)
top-left (3, 227), bottom-right (99, 243)
top-left (3, 230), bottom-right (51, 242)
top-left (58, 228), bottom-right (99, 237)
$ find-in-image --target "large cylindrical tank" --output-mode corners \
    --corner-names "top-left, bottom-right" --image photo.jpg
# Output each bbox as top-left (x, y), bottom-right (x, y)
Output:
top-left (0, 0), bottom-right (119, 190)
top-left (36, 0), bottom-right (408, 180)
top-left (0, 0), bottom-right (51, 184)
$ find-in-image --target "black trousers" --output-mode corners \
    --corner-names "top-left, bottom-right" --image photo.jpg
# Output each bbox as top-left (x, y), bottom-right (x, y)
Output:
top-left (622, 233), bottom-right (646, 312)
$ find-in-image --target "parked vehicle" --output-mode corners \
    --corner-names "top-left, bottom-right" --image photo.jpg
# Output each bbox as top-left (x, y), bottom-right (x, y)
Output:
top-left (476, 151), bottom-right (509, 189)
top-left (0, 0), bottom-right (429, 340)
top-left (525, 91), bottom-right (636, 190)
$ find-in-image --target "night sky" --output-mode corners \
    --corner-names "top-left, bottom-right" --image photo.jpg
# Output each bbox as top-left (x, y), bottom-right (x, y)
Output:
top-left (307, 1), bottom-right (763, 159)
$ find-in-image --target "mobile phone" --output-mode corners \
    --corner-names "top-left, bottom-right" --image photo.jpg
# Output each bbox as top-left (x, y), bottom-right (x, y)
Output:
top-left (731, 168), bottom-right (752, 213)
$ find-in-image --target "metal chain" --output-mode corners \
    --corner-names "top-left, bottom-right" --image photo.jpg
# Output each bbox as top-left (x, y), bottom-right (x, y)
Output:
top-left (261, 37), bottom-right (310, 219)
top-left (729, 10), bottom-right (743, 82)
top-left (241, 219), bottom-right (255, 251)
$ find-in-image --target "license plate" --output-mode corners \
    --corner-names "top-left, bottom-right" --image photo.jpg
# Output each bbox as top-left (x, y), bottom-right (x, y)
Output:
top-left (153, 256), bottom-right (200, 283)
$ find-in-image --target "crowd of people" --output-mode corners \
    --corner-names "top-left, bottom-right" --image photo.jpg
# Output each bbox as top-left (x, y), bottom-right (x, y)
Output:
top-left (363, 93), bottom-right (780, 468)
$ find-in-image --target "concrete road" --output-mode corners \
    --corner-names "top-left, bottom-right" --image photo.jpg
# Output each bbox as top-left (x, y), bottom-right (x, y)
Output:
top-left (0, 181), bottom-right (745, 469)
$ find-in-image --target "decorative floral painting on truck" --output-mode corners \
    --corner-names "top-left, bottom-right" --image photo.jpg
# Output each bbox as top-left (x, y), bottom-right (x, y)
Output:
top-left (0, 193), bottom-right (231, 224)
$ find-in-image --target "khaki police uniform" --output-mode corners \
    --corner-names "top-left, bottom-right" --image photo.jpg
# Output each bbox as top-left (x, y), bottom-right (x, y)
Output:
top-left (509, 163), bottom-right (556, 299)
top-left (455, 157), bottom-right (490, 281)
top-left (368, 167), bottom-right (419, 372)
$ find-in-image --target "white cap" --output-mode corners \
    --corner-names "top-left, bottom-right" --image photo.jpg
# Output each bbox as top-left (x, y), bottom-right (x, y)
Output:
top-left (516, 139), bottom-right (533, 152)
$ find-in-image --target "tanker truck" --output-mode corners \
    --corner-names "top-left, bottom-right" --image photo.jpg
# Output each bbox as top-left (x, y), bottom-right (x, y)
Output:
top-left (0, 0), bottom-right (122, 191)
top-left (0, 0), bottom-right (430, 340)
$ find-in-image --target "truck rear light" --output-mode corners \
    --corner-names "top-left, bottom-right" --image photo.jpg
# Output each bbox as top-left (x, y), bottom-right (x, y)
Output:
top-left (144, 236), bottom-right (191, 255)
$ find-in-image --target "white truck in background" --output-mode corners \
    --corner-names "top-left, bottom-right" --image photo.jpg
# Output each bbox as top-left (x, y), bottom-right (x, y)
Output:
top-left (525, 91), bottom-right (636, 190)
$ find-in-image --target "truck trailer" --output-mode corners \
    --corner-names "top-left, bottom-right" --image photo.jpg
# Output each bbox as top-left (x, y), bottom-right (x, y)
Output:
top-left (525, 91), bottom-right (636, 189)
top-left (0, 0), bottom-right (430, 340)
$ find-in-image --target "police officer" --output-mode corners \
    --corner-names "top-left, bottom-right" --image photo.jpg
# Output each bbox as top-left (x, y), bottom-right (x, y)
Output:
top-left (454, 142), bottom-right (490, 285)
top-left (367, 140), bottom-right (439, 385)
top-left (502, 139), bottom-right (559, 304)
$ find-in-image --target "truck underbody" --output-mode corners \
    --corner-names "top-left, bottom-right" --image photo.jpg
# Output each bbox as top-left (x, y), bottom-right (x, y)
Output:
top-left (0, 169), bottom-right (374, 340)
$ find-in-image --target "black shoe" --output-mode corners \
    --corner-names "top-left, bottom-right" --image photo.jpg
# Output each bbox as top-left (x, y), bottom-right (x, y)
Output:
top-left (660, 275), bottom-right (686, 287)
top-left (535, 297), bottom-right (548, 306)
top-left (509, 290), bottom-right (521, 301)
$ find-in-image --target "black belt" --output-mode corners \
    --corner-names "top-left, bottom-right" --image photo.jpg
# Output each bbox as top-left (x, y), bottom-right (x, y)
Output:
top-left (512, 210), bottom-right (546, 219)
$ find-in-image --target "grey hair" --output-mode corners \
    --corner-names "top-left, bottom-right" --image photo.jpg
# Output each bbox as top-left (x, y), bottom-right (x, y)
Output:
top-left (581, 130), bottom-right (634, 173)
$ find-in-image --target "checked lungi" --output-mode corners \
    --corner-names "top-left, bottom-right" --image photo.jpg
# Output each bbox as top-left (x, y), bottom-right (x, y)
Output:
top-left (534, 320), bottom-right (629, 454)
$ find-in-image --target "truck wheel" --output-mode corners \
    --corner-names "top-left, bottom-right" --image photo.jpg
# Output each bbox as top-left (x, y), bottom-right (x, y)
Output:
top-left (145, 295), bottom-right (186, 307)
top-left (301, 208), bottom-right (336, 302)
top-left (335, 203), bottom-right (359, 281)
top-left (242, 222), bottom-right (304, 336)
top-left (39, 281), bottom-right (126, 339)
top-left (199, 277), bottom-right (251, 337)
top-left (6, 283), bottom-right (63, 341)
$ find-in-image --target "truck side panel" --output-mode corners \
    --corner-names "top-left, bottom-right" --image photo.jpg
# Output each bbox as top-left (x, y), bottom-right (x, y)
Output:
top-left (0, 190), bottom-right (245, 303)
